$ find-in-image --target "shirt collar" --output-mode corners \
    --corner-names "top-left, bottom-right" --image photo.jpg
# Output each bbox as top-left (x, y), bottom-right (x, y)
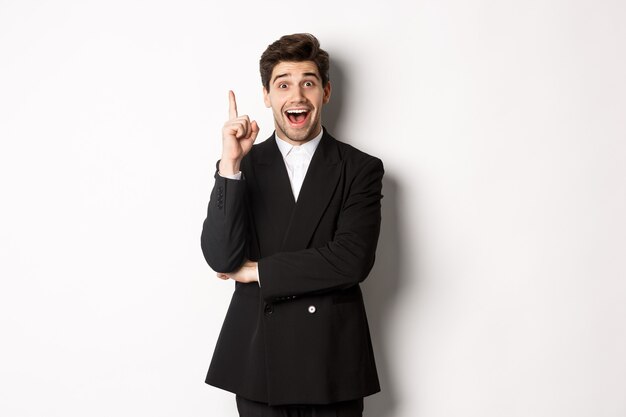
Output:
top-left (275, 128), bottom-right (324, 159)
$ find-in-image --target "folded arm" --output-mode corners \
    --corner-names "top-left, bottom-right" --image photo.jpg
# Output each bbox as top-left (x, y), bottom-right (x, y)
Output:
top-left (258, 157), bottom-right (384, 301)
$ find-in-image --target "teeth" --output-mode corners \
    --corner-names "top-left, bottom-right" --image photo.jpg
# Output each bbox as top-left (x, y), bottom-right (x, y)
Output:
top-left (286, 109), bottom-right (308, 114)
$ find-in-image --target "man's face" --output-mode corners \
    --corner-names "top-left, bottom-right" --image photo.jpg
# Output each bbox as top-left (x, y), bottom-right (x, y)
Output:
top-left (263, 60), bottom-right (331, 145)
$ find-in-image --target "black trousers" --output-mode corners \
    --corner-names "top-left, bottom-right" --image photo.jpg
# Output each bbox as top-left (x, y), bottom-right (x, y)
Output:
top-left (236, 395), bottom-right (364, 417)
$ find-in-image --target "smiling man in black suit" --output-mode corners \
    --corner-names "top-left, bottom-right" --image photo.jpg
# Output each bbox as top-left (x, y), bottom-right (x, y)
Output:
top-left (201, 33), bottom-right (384, 417)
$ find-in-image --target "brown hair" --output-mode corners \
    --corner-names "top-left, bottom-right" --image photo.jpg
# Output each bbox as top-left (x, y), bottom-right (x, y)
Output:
top-left (259, 33), bottom-right (330, 91)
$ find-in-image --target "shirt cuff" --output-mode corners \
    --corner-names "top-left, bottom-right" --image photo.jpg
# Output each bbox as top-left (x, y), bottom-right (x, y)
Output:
top-left (218, 171), bottom-right (242, 180)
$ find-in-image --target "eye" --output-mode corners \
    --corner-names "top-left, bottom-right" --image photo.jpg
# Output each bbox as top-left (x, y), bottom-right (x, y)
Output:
top-left (304, 81), bottom-right (314, 87)
top-left (278, 83), bottom-right (288, 89)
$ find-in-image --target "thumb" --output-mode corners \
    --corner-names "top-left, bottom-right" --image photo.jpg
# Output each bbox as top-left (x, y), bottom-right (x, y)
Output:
top-left (247, 120), bottom-right (260, 141)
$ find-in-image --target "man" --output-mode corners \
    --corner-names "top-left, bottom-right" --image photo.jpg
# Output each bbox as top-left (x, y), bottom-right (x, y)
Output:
top-left (201, 33), bottom-right (384, 417)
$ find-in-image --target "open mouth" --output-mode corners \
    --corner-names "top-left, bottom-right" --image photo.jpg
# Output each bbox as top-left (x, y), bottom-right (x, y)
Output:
top-left (285, 109), bottom-right (310, 126)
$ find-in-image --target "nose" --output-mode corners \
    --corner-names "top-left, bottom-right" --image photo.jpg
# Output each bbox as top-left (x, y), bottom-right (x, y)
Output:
top-left (291, 86), bottom-right (306, 102)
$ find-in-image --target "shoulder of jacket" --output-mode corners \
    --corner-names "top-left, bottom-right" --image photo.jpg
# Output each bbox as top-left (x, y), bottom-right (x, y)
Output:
top-left (334, 139), bottom-right (383, 170)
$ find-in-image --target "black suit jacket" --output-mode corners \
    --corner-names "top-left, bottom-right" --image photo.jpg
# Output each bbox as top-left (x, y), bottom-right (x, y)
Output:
top-left (201, 129), bottom-right (383, 406)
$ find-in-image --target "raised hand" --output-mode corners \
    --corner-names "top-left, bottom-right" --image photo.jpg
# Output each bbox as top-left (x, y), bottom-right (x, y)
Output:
top-left (220, 90), bottom-right (259, 175)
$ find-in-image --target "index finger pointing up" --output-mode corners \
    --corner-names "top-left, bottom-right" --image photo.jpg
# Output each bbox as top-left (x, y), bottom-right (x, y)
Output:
top-left (228, 90), bottom-right (238, 119)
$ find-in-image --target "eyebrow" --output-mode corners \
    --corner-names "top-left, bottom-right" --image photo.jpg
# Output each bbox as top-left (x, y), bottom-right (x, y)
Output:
top-left (272, 72), bottom-right (321, 84)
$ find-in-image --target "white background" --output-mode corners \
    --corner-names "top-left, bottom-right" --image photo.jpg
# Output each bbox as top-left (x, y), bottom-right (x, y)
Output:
top-left (1, 1), bottom-right (625, 416)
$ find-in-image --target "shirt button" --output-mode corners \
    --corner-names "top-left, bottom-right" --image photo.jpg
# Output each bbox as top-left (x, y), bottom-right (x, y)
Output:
top-left (264, 304), bottom-right (273, 315)
top-left (308, 305), bottom-right (316, 314)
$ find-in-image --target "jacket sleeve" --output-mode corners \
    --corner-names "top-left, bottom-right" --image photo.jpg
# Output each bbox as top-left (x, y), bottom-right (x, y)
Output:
top-left (200, 168), bottom-right (249, 273)
top-left (258, 157), bottom-right (384, 301)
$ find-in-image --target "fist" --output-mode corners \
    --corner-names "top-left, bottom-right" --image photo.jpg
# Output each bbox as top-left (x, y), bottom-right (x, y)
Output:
top-left (216, 260), bottom-right (259, 284)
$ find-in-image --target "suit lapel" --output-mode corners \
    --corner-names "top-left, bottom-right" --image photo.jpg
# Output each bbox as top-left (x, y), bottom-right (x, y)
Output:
top-left (251, 136), bottom-right (296, 254)
top-left (281, 131), bottom-right (342, 251)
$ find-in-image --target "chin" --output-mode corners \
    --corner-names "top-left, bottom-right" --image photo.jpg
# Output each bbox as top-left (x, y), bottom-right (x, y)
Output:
top-left (279, 122), bottom-right (316, 142)
top-left (286, 131), bottom-right (312, 142)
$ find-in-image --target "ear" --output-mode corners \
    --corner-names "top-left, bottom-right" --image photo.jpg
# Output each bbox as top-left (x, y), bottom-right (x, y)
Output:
top-left (322, 81), bottom-right (332, 104)
top-left (263, 86), bottom-right (271, 108)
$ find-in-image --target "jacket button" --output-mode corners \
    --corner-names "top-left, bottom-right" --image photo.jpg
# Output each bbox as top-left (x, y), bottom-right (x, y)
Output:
top-left (308, 305), bottom-right (316, 314)
top-left (264, 304), bottom-right (273, 316)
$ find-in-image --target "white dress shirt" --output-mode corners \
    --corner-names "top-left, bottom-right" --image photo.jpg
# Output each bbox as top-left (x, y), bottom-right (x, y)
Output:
top-left (274, 129), bottom-right (323, 201)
